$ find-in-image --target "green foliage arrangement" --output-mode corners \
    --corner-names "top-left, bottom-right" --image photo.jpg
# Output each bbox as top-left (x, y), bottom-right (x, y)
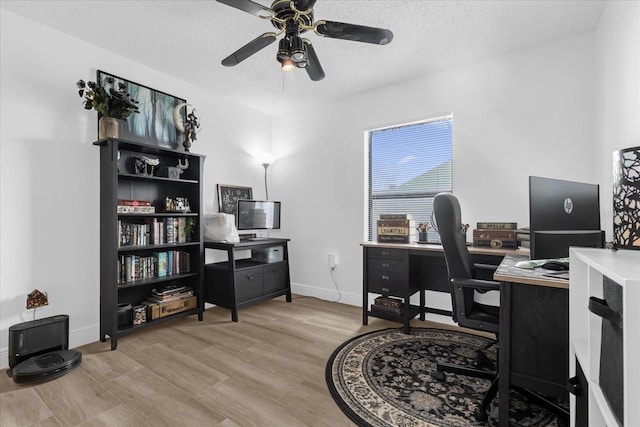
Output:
top-left (76, 76), bottom-right (139, 120)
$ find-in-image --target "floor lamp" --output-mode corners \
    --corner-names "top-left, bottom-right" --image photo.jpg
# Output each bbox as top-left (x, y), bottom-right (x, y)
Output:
top-left (258, 153), bottom-right (275, 200)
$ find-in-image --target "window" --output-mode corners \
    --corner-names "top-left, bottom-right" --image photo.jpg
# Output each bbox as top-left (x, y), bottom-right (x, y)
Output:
top-left (367, 115), bottom-right (453, 241)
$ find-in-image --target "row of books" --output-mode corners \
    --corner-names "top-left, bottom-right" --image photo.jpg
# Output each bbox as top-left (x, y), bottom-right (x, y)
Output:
top-left (117, 250), bottom-right (191, 283)
top-left (376, 214), bottom-right (417, 244)
top-left (118, 217), bottom-right (189, 247)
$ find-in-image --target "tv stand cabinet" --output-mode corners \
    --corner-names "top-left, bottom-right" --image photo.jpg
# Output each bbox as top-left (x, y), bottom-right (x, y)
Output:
top-left (204, 238), bottom-right (292, 321)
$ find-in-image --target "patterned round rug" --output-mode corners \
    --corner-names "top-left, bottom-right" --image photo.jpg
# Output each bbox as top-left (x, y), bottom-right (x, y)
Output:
top-left (325, 328), bottom-right (568, 427)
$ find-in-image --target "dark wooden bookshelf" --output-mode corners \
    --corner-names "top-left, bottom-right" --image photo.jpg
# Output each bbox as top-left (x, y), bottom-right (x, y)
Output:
top-left (95, 138), bottom-right (205, 350)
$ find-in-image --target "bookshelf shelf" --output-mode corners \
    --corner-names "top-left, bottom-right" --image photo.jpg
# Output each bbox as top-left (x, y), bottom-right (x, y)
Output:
top-left (95, 138), bottom-right (205, 350)
top-left (116, 272), bottom-right (199, 289)
top-left (117, 242), bottom-right (200, 253)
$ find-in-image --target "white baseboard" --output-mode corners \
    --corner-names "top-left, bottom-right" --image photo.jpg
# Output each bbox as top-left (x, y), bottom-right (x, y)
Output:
top-left (290, 281), bottom-right (362, 306)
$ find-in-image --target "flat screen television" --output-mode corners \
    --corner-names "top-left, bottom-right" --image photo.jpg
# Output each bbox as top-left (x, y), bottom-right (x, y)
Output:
top-left (236, 200), bottom-right (281, 231)
top-left (529, 176), bottom-right (603, 259)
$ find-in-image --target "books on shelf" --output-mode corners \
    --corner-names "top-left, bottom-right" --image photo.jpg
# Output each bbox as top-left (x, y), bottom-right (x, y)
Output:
top-left (117, 199), bottom-right (155, 214)
top-left (118, 199), bottom-right (152, 206)
top-left (148, 285), bottom-right (193, 303)
top-left (118, 217), bottom-right (192, 247)
top-left (117, 250), bottom-right (191, 284)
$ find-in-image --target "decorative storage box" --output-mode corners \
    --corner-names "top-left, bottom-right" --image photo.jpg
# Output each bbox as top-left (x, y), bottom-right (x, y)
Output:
top-left (147, 296), bottom-right (197, 320)
top-left (251, 246), bottom-right (284, 264)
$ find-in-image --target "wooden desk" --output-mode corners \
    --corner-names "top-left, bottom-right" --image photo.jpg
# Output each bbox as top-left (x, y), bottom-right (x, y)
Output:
top-left (361, 242), bottom-right (528, 332)
top-left (494, 254), bottom-right (569, 426)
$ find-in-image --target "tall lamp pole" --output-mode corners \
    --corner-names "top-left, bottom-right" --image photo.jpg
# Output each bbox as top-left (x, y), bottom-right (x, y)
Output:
top-left (258, 153), bottom-right (275, 200)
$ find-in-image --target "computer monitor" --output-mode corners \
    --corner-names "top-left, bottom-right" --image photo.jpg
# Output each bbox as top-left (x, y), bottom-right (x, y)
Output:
top-left (529, 176), bottom-right (603, 259)
top-left (531, 230), bottom-right (604, 259)
top-left (236, 200), bottom-right (281, 231)
top-left (529, 176), bottom-right (601, 231)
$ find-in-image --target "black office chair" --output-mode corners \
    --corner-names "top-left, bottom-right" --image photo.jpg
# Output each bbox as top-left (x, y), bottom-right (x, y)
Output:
top-left (432, 192), bottom-right (500, 421)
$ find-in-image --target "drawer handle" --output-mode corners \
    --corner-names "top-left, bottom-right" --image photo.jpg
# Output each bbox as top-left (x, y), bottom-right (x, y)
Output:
top-left (382, 287), bottom-right (389, 293)
top-left (381, 263), bottom-right (390, 268)
top-left (567, 376), bottom-right (581, 396)
top-left (588, 297), bottom-right (623, 328)
top-left (382, 251), bottom-right (389, 256)
top-left (246, 274), bottom-right (254, 280)
top-left (381, 275), bottom-right (389, 280)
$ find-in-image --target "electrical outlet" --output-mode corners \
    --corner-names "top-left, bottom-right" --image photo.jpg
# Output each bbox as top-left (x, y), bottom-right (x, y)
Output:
top-left (328, 254), bottom-right (337, 269)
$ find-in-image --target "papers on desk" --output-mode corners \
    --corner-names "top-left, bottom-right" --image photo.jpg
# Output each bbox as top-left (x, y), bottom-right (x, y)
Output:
top-left (541, 270), bottom-right (570, 280)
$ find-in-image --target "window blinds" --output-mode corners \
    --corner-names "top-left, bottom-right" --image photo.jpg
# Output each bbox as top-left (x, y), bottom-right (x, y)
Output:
top-left (368, 115), bottom-right (453, 241)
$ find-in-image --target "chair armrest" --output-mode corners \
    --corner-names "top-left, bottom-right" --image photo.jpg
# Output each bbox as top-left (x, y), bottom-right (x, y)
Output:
top-left (451, 277), bottom-right (500, 292)
top-left (474, 263), bottom-right (498, 274)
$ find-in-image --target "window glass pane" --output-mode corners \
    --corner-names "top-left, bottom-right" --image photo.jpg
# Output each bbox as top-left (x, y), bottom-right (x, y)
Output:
top-left (368, 116), bottom-right (453, 242)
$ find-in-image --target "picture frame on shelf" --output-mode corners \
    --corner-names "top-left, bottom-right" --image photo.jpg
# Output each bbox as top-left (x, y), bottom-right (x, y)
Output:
top-left (97, 70), bottom-right (186, 150)
top-left (218, 184), bottom-right (253, 218)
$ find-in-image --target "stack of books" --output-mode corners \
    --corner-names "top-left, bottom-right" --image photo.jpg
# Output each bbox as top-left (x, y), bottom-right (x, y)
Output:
top-left (472, 222), bottom-right (518, 249)
top-left (148, 284), bottom-right (193, 303)
top-left (117, 199), bottom-right (155, 214)
top-left (370, 296), bottom-right (405, 316)
top-left (145, 284), bottom-right (197, 320)
top-left (516, 227), bottom-right (530, 248)
top-left (376, 214), bottom-right (416, 243)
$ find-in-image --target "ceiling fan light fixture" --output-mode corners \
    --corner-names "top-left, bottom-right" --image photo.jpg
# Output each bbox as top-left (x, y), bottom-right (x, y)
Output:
top-left (280, 58), bottom-right (295, 72)
top-left (290, 36), bottom-right (305, 62)
top-left (277, 38), bottom-right (291, 60)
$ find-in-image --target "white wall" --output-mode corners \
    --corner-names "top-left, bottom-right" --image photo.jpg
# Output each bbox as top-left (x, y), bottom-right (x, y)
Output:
top-left (273, 33), bottom-right (598, 307)
top-left (0, 10), bottom-right (272, 368)
top-left (594, 1), bottom-right (640, 237)
top-left (2, 2), bottom-right (636, 369)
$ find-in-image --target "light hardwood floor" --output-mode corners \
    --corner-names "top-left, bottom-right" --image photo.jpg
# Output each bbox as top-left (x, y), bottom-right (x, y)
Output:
top-left (0, 296), bottom-right (453, 427)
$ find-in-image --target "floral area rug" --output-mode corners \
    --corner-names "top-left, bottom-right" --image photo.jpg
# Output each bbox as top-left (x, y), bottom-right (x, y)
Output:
top-left (325, 328), bottom-right (568, 427)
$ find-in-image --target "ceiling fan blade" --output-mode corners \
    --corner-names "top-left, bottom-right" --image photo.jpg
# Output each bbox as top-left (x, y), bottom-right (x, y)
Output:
top-left (293, 0), bottom-right (317, 11)
top-left (216, 0), bottom-right (273, 18)
top-left (316, 21), bottom-right (393, 45)
top-left (221, 33), bottom-right (277, 67)
top-left (304, 41), bottom-right (325, 81)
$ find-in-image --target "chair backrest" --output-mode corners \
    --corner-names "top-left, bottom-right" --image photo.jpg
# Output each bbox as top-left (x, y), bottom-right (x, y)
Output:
top-left (433, 193), bottom-right (475, 280)
top-left (433, 192), bottom-right (477, 323)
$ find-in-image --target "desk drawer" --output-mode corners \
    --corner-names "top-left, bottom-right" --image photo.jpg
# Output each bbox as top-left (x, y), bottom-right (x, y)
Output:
top-left (367, 268), bottom-right (409, 294)
top-left (263, 262), bottom-right (288, 294)
top-left (368, 247), bottom-right (408, 261)
top-left (235, 267), bottom-right (264, 301)
top-left (368, 258), bottom-right (407, 273)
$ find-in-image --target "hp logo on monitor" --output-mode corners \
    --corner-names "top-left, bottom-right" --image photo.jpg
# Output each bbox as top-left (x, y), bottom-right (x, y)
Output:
top-left (564, 198), bottom-right (574, 214)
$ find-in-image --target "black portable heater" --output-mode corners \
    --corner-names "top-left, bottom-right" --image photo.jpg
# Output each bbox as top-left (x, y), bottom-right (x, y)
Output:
top-left (7, 315), bottom-right (82, 384)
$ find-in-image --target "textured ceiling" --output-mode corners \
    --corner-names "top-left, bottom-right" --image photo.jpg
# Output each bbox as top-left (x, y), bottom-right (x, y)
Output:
top-left (2, 0), bottom-right (605, 116)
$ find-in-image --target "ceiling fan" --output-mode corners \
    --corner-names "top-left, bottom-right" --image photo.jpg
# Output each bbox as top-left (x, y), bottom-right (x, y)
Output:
top-left (216, 0), bottom-right (393, 81)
